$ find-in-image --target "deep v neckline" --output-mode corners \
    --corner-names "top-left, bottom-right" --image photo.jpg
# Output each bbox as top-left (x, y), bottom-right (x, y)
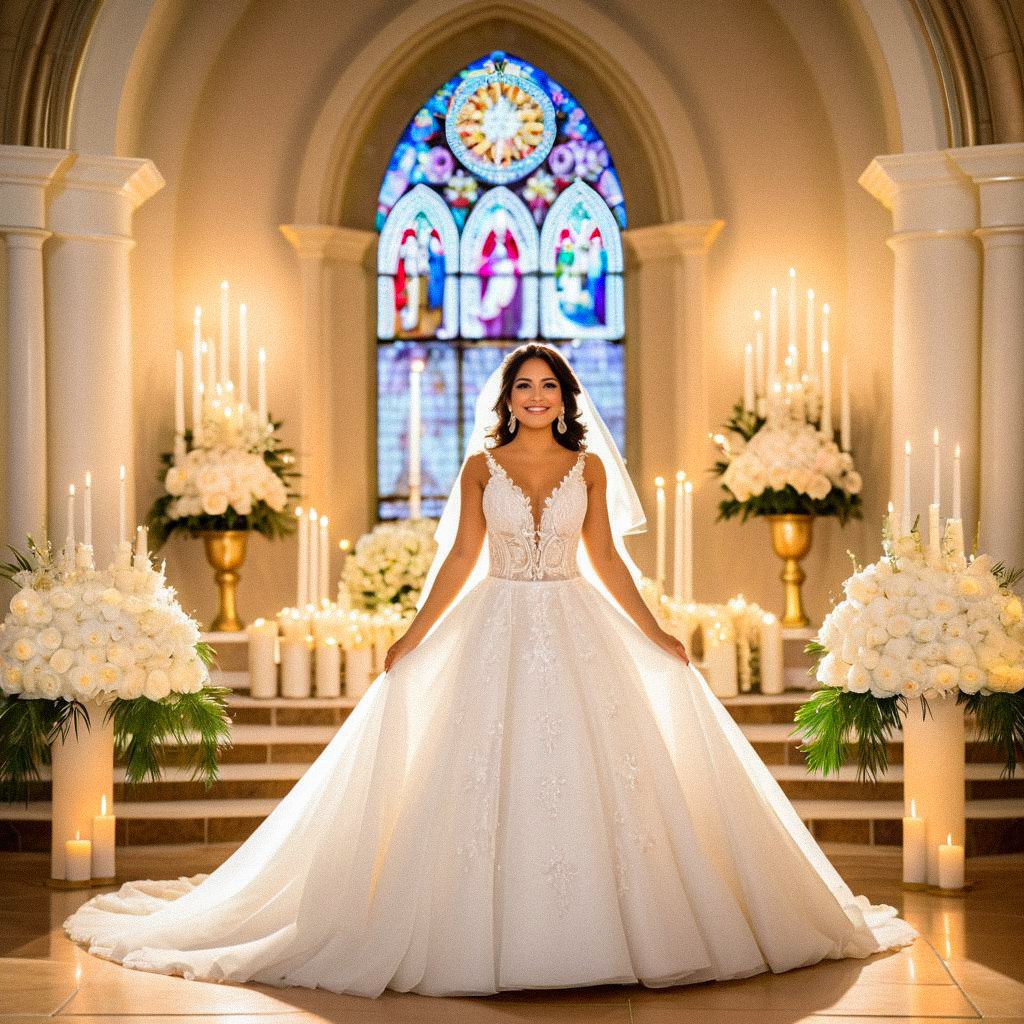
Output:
top-left (487, 449), bottom-right (585, 535)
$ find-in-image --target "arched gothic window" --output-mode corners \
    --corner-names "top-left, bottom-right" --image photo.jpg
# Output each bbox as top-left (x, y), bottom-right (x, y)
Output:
top-left (375, 51), bottom-right (627, 519)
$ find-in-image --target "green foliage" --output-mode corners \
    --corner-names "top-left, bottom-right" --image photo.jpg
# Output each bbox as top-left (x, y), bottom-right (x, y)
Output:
top-left (107, 686), bottom-right (232, 788)
top-left (992, 561), bottom-right (1024, 592)
top-left (0, 696), bottom-right (92, 804)
top-left (957, 690), bottom-right (1024, 778)
top-left (792, 687), bottom-right (906, 782)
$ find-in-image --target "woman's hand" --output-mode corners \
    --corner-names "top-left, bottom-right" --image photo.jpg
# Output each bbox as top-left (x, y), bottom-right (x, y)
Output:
top-left (648, 626), bottom-right (690, 665)
top-left (383, 631), bottom-right (421, 673)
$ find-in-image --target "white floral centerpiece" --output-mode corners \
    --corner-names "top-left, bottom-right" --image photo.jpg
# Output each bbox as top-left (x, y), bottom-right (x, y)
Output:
top-left (795, 513), bottom-right (1024, 779)
top-left (147, 402), bottom-right (296, 548)
top-left (711, 406), bottom-right (862, 524)
top-left (342, 519), bottom-right (439, 612)
top-left (0, 536), bottom-right (231, 800)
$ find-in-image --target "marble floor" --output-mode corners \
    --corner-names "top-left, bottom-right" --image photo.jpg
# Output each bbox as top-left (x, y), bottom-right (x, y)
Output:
top-left (0, 844), bottom-right (1021, 1023)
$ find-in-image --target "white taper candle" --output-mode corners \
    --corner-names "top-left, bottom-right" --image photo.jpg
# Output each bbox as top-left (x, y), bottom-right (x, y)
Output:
top-left (66, 484), bottom-right (75, 549)
top-left (673, 471), bottom-right (684, 602)
top-left (820, 339), bottom-right (831, 438)
top-left (83, 471), bottom-right (92, 548)
top-left (902, 441), bottom-right (912, 535)
top-left (655, 477), bottom-right (666, 590)
top-left (805, 288), bottom-right (815, 375)
top-left (753, 310), bottom-right (764, 397)
top-left (219, 280), bottom-right (229, 385)
top-left (768, 287), bottom-right (778, 380)
top-left (118, 465), bottom-right (127, 546)
top-left (683, 479), bottom-right (694, 603)
top-left (953, 443), bottom-right (962, 521)
top-left (787, 267), bottom-right (796, 354)
top-left (296, 506), bottom-right (308, 609)
top-left (932, 427), bottom-right (941, 510)
top-left (238, 303), bottom-right (248, 409)
top-left (192, 307), bottom-right (202, 430)
top-left (743, 342), bottom-right (754, 412)
top-left (319, 514), bottom-right (329, 605)
top-left (307, 507), bottom-right (318, 610)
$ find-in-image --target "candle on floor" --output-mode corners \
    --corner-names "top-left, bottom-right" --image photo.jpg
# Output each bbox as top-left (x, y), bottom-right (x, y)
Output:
top-left (65, 831), bottom-right (91, 882)
top-left (247, 618), bottom-right (279, 698)
top-left (758, 612), bottom-right (784, 694)
top-left (280, 635), bottom-right (313, 699)
top-left (902, 799), bottom-right (927, 884)
top-left (938, 833), bottom-right (965, 889)
top-left (315, 636), bottom-right (342, 698)
top-left (92, 795), bottom-right (116, 879)
top-left (654, 477), bottom-right (666, 591)
top-left (703, 632), bottom-right (738, 698)
top-left (901, 441), bottom-right (912, 536)
top-left (296, 506), bottom-right (308, 609)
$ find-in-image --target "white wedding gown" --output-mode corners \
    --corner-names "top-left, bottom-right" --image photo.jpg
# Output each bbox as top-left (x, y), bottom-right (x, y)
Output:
top-left (65, 448), bottom-right (917, 997)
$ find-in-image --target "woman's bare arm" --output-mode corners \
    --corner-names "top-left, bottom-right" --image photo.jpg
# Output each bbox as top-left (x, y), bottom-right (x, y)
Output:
top-left (580, 454), bottom-right (687, 663)
top-left (401, 453), bottom-right (488, 645)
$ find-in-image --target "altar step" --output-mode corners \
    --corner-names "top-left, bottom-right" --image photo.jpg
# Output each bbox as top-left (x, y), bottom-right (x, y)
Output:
top-left (2, 690), bottom-right (1022, 855)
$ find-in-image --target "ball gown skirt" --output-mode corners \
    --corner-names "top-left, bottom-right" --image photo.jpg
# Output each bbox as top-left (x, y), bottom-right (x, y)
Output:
top-left (64, 450), bottom-right (916, 997)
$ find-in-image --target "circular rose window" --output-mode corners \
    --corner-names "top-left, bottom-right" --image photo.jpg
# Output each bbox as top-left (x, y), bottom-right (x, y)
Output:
top-left (446, 70), bottom-right (556, 185)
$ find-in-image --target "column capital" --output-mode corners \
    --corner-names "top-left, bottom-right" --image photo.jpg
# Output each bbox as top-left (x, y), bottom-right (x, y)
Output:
top-left (0, 145), bottom-right (73, 229)
top-left (623, 219), bottom-right (723, 267)
top-left (859, 151), bottom-right (976, 236)
top-left (48, 155), bottom-right (165, 240)
top-left (948, 144), bottom-right (1024, 230)
top-left (280, 224), bottom-right (376, 269)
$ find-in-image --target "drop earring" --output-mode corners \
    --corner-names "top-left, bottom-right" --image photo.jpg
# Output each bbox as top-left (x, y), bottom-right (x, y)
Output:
top-left (556, 407), bottom-right (567, 434)
top-left (508, 407), bottom-right (518, 433)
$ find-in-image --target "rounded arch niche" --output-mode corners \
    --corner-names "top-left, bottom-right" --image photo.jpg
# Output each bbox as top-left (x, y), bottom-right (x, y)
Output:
top-left (282, 0), bottom-right (723, 567)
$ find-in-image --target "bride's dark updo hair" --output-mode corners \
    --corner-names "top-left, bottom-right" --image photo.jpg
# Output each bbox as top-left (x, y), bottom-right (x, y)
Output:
top-left (486, 344), bottom-right (587, 452)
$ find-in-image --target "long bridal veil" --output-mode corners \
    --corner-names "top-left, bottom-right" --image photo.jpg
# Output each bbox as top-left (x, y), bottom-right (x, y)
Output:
top-left (416, 345), bottom-right (647, 629)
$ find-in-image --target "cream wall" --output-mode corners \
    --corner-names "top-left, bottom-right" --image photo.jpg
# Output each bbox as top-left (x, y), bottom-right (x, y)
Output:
top-left (69, 0), bottom-right (912, 627)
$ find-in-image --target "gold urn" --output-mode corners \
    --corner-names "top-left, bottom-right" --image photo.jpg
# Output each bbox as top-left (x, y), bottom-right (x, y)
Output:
top-left (201, 530), bottom-right (248, 632)
top-left (765, 514), bottom-right (814, 628)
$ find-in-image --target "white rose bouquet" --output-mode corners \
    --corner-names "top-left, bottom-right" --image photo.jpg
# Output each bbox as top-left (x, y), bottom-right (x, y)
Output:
top-left (710, 403), bottom-right (862, 524)
top-left (147, 403), bottom-right (297, 549)
top-left (795, 514), bottom-right (1024, 780)
top-left (0, 537), bottom-right (231, 801)
top-left (342, 519), bottom-right (439, 611)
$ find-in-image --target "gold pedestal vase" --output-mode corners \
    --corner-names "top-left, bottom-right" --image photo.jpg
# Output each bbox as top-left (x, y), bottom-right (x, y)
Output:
top-left (202, 530), bottom-right (248, 632)
top-left (765, 514), bottom-right (814, 628)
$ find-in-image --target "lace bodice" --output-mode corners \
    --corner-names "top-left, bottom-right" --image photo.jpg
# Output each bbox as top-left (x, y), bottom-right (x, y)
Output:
top-left (483, 448), bottom-right (588, 581)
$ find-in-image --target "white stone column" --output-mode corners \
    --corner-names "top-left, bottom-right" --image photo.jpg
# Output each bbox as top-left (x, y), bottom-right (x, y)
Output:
top-left (0, 147), bottom-right (73, 550)
top-left (280, 224), bottom-right (375, 544)
top-left (948, 144), bottom-right (1024, 570)
top-left (623, 220), bottom-right (723, 576)
top-left (45, 156), bottom-right (164, 561)
top-left (859, 154), bottom-right (981, 536)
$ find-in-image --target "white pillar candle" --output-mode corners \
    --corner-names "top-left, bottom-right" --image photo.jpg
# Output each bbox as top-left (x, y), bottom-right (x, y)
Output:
top-left (902, 441), bottom-right (912, 535)
top-left (66, 483), bottom-right (75, 550)
top-left (768, 286), bottom-right (779, 381)
top-left (345, 642), bottom-right (374, 698)
top-left (257, 347), bottom-right (268, 426)
top-left (307, 507), bottom-right (319, 610)
top-left (932, 427), bottom-right (941, 509)
top-left (318, 514), bottom-right (329, 605)
top-left (683, 479), bottom-right (694, 603)
top-left (65, 832), bottom-right (91, 882)
top-left (277, 607), bottom-right (308, 642)
top-left (902, 798), bottom-right (927, 884)
top-left (315, 636), bottom-right (342, 698)
top-left (219, 280), bottom-right (229, 385)
top-left (820, 338), bottom-right (831, 438)
top-left (703, 634), bottom-right (738, 698)
top-left (953, 443), bottom-right (962, 521)
top-left (787, 267), bottom-right (796, 353)
top-left (83, 471), bottom-right (92, 549)
top-left (758, 612), bottom-right (784, 694)
top-left (118, 465), bottom-right (126, 546)
top-left (174, 349), bottom-right (185, 438)
top-left (805, 288), bottom-right (815, 375)
top-left (280, 635), bottom-right (312, 698)
top-left (673, 471), bottom-right (684, 602)
top-left (654, 476), bottom-right (666, 590)
top-left (91, 794), bottom-right (116, 879)
top-left (134, 524), bottom-right (148, 565)
top-left (840, 355), bottom-right (850, 452)
top-left (753, 310), bottom-right (764, 398)
top-left (238, 302), bottom-right (248, 409)
top-left (247, 617), bottom-right (279, 698)
top-left (296, 506), bottom-right (308, 608)
top-left (743, 342), bottom-right (754, 413)
top-left (938, 833), bottom-right (965, 889)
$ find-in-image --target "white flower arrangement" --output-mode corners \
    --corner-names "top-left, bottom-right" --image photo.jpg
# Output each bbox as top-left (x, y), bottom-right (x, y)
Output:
top-left (342, 519), bottom-right (439, 611)
top-left (0, 542), bottom-right (208, 704)
top-left (164, 447), bottom-right (288, 520)
top-left (815, 529), bottom-right (1023, 700)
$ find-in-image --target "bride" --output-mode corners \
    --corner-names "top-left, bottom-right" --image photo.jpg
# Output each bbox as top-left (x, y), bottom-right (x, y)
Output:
top-left (64, 342), bottom-right (917, 998)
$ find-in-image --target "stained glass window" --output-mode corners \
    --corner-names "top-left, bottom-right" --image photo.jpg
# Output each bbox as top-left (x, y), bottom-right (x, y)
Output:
top-left (375, 51), bottom-right (627, 519)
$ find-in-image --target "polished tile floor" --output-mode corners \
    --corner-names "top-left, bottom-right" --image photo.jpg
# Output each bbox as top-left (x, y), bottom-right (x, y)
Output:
top-left (0, 844), bottom-right (1021, 1023)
